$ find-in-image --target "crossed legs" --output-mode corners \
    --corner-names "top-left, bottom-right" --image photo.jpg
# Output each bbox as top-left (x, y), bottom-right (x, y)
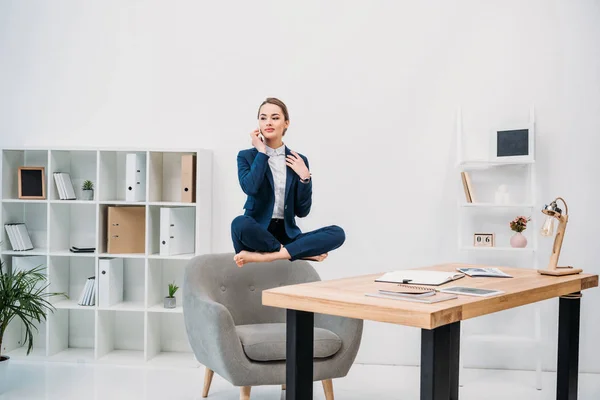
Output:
top-left (230, 215), bottom-right (345, 267)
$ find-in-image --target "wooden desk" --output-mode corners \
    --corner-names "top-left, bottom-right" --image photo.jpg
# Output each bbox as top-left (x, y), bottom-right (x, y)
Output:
top-left (262, 263), bottom-right (598, 400)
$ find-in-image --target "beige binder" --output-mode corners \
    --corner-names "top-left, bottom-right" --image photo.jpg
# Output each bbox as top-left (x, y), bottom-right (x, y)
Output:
top-left (107, 206), bottom-right (146, 254)
top-left (181, 154), bottom-right (197, 203)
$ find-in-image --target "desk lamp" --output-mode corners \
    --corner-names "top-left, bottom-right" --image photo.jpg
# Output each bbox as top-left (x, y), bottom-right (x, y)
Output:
top-left (538, 197), bottom-right (582, 276)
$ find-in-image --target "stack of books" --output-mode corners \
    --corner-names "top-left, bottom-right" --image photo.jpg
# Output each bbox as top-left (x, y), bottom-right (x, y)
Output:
top-left (78, 276), bottom-right (96, 306)
top-left (53, 172), bottom-right (77, 200)
top-left (4, 223), bottom-right (34, 251)
top-left (69, 246), bottom-right (96, 254)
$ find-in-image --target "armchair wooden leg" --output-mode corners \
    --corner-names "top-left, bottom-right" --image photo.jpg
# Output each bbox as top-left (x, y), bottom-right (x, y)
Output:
top-left (202, 368), bottom-right (214, 398)
top-left (322, 379), bottom-right (334, 400)
top-left (240, 386), bottom-right (251, 400)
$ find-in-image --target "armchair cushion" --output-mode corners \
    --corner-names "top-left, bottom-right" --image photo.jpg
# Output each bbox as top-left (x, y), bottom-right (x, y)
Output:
top-left (236, 323), bottom-right (342, 362)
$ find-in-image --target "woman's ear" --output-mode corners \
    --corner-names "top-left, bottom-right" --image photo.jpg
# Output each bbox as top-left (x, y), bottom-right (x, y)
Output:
top-left (283, 120), bottom-right (290, 135)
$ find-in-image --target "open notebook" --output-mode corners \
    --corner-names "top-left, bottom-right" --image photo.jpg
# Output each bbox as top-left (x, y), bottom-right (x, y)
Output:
top-left (375, 270), bottom-right (465, 286)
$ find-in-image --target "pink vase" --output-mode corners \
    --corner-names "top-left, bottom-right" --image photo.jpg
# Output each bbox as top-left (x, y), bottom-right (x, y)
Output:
top-left (510, 232), bottom-right (528, 248)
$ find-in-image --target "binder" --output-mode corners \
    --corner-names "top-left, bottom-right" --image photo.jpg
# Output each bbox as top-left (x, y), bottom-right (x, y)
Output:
top-left (159, 207), bottom-right (195, 256)
top-left (16, 224), bottom-right (34, 250)
top-left (107, 206), bottom-right (146, 254)
top-left (181, 154), bottom-right (196, 203)
top-left (98, 258), bottom-right (124, 308)
top-left (4, 224), bottom-right (20, 250)
top-left (125, 153), bottom-right (146, 202)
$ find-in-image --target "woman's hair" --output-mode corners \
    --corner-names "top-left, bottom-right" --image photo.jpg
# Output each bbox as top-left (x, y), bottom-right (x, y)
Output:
top-left (257, 97), bottom-right (290, 135)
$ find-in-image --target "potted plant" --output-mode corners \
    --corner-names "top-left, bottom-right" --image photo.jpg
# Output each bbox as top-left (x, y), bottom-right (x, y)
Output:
top-left (81, 180), bottom-right (94, 201)
top-left (164, 281), bottom-right (179, 309)
top-left (509, 215), bottom-right (531, 248)
top-left (0, 256), bottom-right (66, 389)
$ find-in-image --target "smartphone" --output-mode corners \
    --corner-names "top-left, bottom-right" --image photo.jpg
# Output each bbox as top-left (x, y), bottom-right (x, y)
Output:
top-left (258, 127), bottom-right (264, 142)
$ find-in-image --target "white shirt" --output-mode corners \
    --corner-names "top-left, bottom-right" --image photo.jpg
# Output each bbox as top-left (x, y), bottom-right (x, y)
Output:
top-left (265, 144), bottom-right (287, 219)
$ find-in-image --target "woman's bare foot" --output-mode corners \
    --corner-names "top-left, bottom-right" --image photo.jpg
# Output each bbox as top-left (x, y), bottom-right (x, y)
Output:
top-left (234, 247), bottom-right (291, 267)
top-left (302, 253), bottom-right (328, 262)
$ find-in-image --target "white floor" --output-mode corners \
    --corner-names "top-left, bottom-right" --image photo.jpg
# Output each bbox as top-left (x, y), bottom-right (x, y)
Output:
top-left (1, 360), bottom-right (599, 400)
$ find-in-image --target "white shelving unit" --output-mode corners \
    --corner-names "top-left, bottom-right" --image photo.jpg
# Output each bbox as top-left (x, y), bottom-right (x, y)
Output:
top-left (455, 108), bottom-right (543, 390)
top-left (0, 147), bottom-right (212, 367)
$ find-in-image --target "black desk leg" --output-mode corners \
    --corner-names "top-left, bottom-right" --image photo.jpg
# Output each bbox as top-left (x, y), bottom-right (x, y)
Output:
top-left (286, 309), bottom-right (314, 400)
top-left (421, 321), bottom-right (461, 400)
top-left (557, 295), bottom-right (581, 400)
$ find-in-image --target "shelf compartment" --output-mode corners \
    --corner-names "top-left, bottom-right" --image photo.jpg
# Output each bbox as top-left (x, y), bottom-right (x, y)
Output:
top-left (98, 151), bottom-right (147, 202)
top-left (0, 318), bottom-right (47, 358)
top-left (147, 259), bottom-right (186, 311)
top-left (96, 310), bottom-right (145, 363)
top-left (48, 256), bottom-right (96, 308)
top-left (47, 308), bottom-right (95, 360)
top-left (2, 149), bottom-right (49, 200)
top-left (1, 201), bottom-right (48, 252)
top-left (458, 166), bottom-right (533, 205)
top-left (147, 151), bottom-right (197, 203)
top-left (49, 150), bottom-right (97, 201)
top-left (96, 257), bottom-right (145, 310)
top-left (458, 208), bottom-right (536, 250)
top-left (97, 204), bottom-right (146, 256)
top-left (145, 312), bottom-right (192, 362)
top-left (147, 205), bottom-right (196, 258)
top-left (49, 202), bottom-right (97, 253)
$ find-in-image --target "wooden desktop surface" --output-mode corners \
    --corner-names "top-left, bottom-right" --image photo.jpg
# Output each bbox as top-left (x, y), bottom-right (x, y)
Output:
top-left (262, 263), bottom-right (598, 329)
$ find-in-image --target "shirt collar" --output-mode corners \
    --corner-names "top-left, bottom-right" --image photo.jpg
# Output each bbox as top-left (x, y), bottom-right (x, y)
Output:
top-left (265, 143), bottom-right (286, 157)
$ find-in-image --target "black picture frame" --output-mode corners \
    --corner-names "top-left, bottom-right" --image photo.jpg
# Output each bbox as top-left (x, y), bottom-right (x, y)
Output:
top-left (18, 166), bottom-right (46, 199)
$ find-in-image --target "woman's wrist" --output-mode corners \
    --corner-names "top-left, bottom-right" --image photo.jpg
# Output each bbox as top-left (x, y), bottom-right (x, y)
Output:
top-left (300, 172), bottom-right (311, 182)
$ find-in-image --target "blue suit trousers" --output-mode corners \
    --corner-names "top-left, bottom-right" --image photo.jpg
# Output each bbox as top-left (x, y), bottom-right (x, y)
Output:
top-left (231, 215), bottom-right (345, 261)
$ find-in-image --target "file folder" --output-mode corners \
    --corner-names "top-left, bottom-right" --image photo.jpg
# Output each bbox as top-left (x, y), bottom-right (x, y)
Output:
top-left (98, 258), bottom-right (124, 308)
top-left (125, 153), bottom-right (146, 202)
top-left (159, 207), bottom-right (195, 256)
top-left (107, 206), bottom-right (146, 254)
top-left (181, 154), bottom-right (196, 203)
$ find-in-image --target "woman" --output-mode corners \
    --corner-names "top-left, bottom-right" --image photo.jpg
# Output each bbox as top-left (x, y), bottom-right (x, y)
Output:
top-left (231, 97), bottom-right (346, 267)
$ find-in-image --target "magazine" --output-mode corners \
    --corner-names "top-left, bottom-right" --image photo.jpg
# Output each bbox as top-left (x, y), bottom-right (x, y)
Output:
top-left (456, 267), bottom-right (512, 278)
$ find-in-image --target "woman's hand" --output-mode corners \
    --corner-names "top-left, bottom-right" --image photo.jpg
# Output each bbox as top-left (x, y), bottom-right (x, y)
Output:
top-left (250, 129), bottom-right (266, 153)
top-left (286, 151), bottom-right (310, 181)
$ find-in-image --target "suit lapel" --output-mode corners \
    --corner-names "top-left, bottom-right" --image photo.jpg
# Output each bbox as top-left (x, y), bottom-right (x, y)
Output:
top-left (284, 146), bottom-right (294, 201)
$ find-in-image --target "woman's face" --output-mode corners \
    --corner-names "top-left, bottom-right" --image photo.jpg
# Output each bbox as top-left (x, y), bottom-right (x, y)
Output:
top-left (258, 103), bottom-right (289, 141)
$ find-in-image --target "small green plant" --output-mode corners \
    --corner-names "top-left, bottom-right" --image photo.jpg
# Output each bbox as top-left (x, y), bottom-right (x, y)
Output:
top-left (82, 180), bottom-right (94, 190)
top-left (167, 281), bottom-right (179, 298)
top-left (0, 254), bottom-right (67, 359)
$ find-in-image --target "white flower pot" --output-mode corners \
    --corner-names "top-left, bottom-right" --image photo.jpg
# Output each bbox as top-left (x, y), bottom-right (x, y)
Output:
top-left (81, 189), bottom-right (94, 201)
top-left (164, 297), bottom-right (176, 309)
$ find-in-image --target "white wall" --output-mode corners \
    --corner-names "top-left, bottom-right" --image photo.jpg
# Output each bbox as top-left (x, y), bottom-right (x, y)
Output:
top-left (1, 0), bottom-right (599, 373)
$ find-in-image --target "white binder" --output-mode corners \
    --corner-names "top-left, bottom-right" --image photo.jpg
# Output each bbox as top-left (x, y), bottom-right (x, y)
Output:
top-left (159, 207), bottom-right (195, 256)
top-left (98, 258), bottom-right (124, 308)
top-left (125, 153), bottom-right (146, 202)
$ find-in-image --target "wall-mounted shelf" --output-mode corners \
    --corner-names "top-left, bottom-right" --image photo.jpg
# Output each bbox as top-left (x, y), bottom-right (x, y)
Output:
top-left (0, 147), bottom-right (212, 368)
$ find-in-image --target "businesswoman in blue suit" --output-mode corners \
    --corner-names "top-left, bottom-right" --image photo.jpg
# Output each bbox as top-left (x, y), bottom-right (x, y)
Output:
top-left (231, 97), bottom-right (346, 267)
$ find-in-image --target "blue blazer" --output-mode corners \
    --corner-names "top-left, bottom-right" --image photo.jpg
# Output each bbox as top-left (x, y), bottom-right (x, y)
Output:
top-left (237, 146), bottom-right (312, 239)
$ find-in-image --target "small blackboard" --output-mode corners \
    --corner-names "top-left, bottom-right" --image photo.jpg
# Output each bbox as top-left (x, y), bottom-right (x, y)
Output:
top-left (18, 167), bottom-right (46, 199)
top-left (496, 129), bottom-right (529, 157)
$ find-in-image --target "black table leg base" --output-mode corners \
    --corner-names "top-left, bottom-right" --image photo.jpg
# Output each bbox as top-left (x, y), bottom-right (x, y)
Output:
top-left (286, 309), bottom-right (314, 400)
top-left (557, 294), bottom-right (580, 400)
top-left (421, 321), bottom-right (460, 400)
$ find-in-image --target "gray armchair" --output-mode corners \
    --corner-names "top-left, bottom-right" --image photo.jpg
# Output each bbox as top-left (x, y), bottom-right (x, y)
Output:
top-left (183, 253), bottom-right (363, 400)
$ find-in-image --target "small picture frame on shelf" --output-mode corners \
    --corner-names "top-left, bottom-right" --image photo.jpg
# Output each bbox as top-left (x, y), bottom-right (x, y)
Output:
top-left (473, 233), bottom-right (495, 247)
top-left (490, 127), bottom-right (534, 163)
top-left (18, 166), bottom-right (46, 199)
